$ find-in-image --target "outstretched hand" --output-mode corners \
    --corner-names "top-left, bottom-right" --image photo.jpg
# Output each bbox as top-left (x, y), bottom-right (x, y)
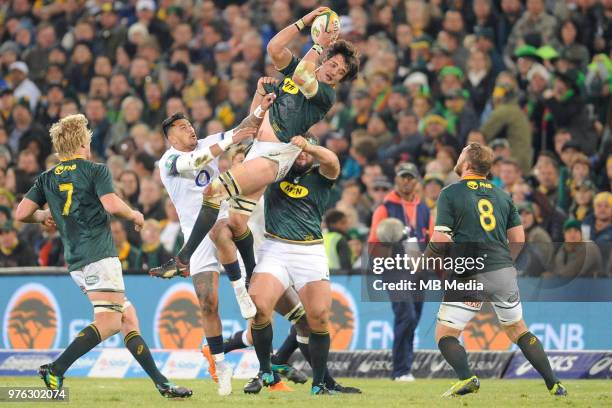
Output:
top-left (291, 135), bottom-right (310, 151)
top-left (260, 93), bottom-right (276, 111)
top-left (302, 7), bottom-right (330, 26)
top-left (232, 127), bottom-right (258, 143)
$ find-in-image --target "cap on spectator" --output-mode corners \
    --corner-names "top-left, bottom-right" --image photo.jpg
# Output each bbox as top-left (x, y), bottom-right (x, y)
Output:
top-left (403, 72), bottom-right (428, 88)
top-left (517, 202), bottom-right (534, 214)
top-left (168, 61), bottom-right (189, 77)
top-left (563, 218), bottom-right (581, 231)
top-left (100, 2), bottom-right (117, 13)
top-left (554, 69), bottom-right (580, 92)
top-left (594, 192), bottom-right (612, 206)
top-left (396, 162), bottom-right (420, 179)
top-left (136, 0), bottom-right (156, 12)
top-left (536, 45), bottom-right (559, 61)
top-left (9, 61), bottom-right (28, 75)
top-left (410, 34), bottom-right (432, 49)
top-left (513, 45), bottom-right (540, 62)
top-left (570, 153), bottom-right (590, 169)
top-left (373, 176), bottom-right (392, 190)
top-left (527, 63), bottom-right (550, 82)
top-left (576, 179), bottom-right (596, 192)
top-left (423, 114), bottom-right (448, 129)
top-left (424, 173), bottom-right (444, 187)
top-left (490, 138), bottom-right (510, 150)
top-left (352, 89), bottom-right (370, 99)
top-left (0, 88), bottom-right (12, 97)
top-left (444, 88), bottom-right (468, 99)
top-left (431, 42), bottom-right (452, 56)
top-left (14, 97), bottom-right (30, 111)
top-left (0, 205), bottom-right (11, 221)
top-left (391, 84), bottom-right (408, 95)
top-left (588, 54), bottom-right (612, 73)
top-left (561, 139), bottom-right (582, 152)
top-left (0, 41), bottom-right (19, 55)
top-left (0, 220), bottom-right (16, 233)
top-left (438, 66), bottom-right (464, 80)
top-left (167, 6), bottom-right (184, 18)
top-left (214, 41), bottom-right (231, 53)
top-left (474, 26), bottom-right (494, 41)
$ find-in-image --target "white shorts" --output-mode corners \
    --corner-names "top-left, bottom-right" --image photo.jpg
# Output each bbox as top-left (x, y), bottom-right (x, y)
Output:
top-left (436, 267), bottom-right (523, 331)
top-left (70, 257), bottom-right (125, 293)
top-left (253, 237), bottom-right (329, 291)
top-left (245, 140), bottom-right (301, 182)
top-left (190, 234), bottom-right (223, 275)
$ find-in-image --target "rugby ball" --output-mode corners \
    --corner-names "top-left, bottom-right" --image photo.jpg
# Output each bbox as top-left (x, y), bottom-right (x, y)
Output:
top-left (311, 9), bottom-right (340, 45)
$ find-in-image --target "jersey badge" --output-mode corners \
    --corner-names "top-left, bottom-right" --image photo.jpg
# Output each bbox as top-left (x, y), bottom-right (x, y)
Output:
top-left (280, 181), bottom-right (309, 198)
top-left (282, 78), bottom-right (299, 95)
top-left (467, 180), bottom-right (479, 190)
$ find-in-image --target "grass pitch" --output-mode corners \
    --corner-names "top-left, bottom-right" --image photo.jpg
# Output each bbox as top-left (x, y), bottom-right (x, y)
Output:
top-left (1, 377), bottom-right (610, 407)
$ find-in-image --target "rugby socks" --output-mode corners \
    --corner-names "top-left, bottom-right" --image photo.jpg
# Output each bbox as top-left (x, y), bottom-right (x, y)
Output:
top-left (52, 324), bottom-right (102, 376)
top-left (124, 330), bottom-right (168, 385)
top-left (233, 229), bottom-right (256, 283)
top-left (297, 335), bottom-right (335, 386)
top-left (251, 321), bottom-right (273, 373)
top-left (517, 331), bottom-right (558, 389)
top-left (309, 331), bottom-right (331, 386)
top-left (177, 202), bottom-right (220, 263)
top-left (438, 336), bottom-right (474, 380)
top-left (206, 335), bottom-right (225, 362)
top-left (222, 260), bottom-right (242, 282)
top-left (223, 329), bottom-right (251, 353)
top-left (271, 326), bottom-right (298, 365)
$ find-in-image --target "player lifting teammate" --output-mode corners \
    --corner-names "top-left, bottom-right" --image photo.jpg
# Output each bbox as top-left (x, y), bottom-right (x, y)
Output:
top-left (15, 115), bottom-right (191, 398)
top-left (150, 6), bottom-right (359, 282)
top-left (427, 143), bottom-right (567, 397)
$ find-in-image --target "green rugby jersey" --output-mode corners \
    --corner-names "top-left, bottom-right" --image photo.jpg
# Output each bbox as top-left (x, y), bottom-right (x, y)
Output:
top-left (25, 157), bottom-right (117, 271)
top-left (435, 176), bottom-right (522, 273)
top-left (264, 165), bottom-right (334, 242)
top-left (263, 56), bottom-right (336, 143)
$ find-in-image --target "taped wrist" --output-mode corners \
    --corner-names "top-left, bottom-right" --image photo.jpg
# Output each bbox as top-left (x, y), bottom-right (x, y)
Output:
top-left (312, 44), bottom-right (323, 54)
top-left (294, 19), bottom-right (305, 31)
top-left (254, 105), bottom-right (264, 118)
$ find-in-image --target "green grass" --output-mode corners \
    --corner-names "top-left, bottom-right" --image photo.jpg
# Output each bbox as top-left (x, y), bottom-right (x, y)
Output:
top-left (0, 377), bottom-right (610, 407)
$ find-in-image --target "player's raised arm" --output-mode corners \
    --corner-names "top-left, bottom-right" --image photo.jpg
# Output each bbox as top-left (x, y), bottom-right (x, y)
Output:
top-left (267, 7), bottom-right (330, 70)
top-left (291, 135), bottom-right (340, 179)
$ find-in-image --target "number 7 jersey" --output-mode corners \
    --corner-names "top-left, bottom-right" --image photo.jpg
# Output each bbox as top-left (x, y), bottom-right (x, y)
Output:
top-left (25, 157), bottom-right (117, 271)
top-left (434, 176), bottom-right (522, 272)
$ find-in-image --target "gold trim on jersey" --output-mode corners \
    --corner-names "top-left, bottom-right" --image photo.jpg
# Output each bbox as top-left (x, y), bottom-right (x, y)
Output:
top-left (264, 232), bottom-right (323, 245)
top-left (59, 155), bottom-right (86, 162)
top-left (462, 175), bottom-right (487, 180)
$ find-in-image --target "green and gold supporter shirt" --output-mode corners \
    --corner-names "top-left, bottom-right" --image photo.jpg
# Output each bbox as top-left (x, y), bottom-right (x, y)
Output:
top-left (25, 157), bottom-right (117, 271)
top-left (263, 56), bottom-right (336, 143)
top-left (435, 176), bottom-right (522, 273)
top-left (264, 165), bottom-right (334, 242)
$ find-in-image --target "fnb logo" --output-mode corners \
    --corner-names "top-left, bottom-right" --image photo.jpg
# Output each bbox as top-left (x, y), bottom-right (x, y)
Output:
top-left (280, 181), bottom-right (309, 198)
top-left (153, 283), bottom-right (203, 349)
top-left (3, 283), bottom-right (62, 349)
top-left (329, 283), bottom-right (358, 350)
top-left (54, 164), bottom-right (77, 175)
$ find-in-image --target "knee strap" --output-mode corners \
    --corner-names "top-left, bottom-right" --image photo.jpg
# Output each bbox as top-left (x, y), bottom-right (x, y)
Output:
top-left (229, 196), bottom-right (258, 215)
top-left (284, 303), bottom-right (306, 326)
top-left (92, 300), bottom-right (124, 314)
top-left (219, 170), bottom-right (242, 198)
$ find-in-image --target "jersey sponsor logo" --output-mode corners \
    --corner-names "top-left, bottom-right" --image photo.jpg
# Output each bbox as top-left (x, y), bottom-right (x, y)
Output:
top-left (280, 181), bottom-right (309, 198)
top-left (463, 303), bottom-right (513, 351)
top-left (54, 164), bottom-right (77, 175)
top-left (194, 169), bottom-right (212, 187)
top-left (85, 275), bottom-right (99, 285)
top-left (3, 283), bottom-right (61, 349)
top-left (467, 181), bottom-right (479, 190)
top-left (281, 78), bottom-right (299, 95)
top-left (153, 283), bottom-right (204, 349)
top-left (329, 283), bottom-right (359, 350)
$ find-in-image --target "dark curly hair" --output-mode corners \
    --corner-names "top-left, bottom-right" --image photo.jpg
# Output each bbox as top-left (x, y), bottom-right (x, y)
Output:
top-left (323, 39), bottom-right (360, 82)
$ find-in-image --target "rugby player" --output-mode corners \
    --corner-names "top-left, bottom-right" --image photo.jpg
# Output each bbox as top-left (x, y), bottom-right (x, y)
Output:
top-left (245, 135), bottom-right (341, 395)
top-left (15, 114), bottom-right (191, 398)
top-left (151, 6), bottom-right (359, 280)
top-left (154, 92), bottom-right (275, 395)
top-left (427, 143), bottom-right (567, 397)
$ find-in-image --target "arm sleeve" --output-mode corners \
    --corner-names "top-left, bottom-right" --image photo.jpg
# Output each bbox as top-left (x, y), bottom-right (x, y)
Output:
top-left (434, 189), bottom-right (454, 232)
top-left (507, 199), bottom-right (522, 229)
top-left (24, 176), bottom-right (46, 206)
top-left (336, 238), bottom-right (353, 272)
top-left (94, 164), bottom-right (115, 197)
top-left (278, 55), bottom-right (300, 76)
top-left (368, 205), bottom-right (388, 243)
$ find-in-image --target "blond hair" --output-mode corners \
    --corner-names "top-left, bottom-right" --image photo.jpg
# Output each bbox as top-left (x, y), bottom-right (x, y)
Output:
top-left (49, 114), bottom-right (92, 158)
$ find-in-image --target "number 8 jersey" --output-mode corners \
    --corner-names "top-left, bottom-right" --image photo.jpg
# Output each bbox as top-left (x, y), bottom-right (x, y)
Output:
top-left (25, 157), bottom-right (117, 271)
top-left (434, 175), bottom-right (522, 273)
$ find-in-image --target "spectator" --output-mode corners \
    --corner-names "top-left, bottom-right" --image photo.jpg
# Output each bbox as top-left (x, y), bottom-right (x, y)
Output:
top-left (550, 219), bottom-right (604, 278)
top-left (140, 219), bottom-right (172, 271)
top-left (422, 173), bottom-right (444, 220)
top-left (23, 22), bottom-right (56, 85)
top-left (466, 48), bottom-right (496, 116)
top-left (505, 0), bottom-right (558, 57)
top-left (481, 74), bottom-right (533, 174)
top-left (516, 202), bottom-right (553, 277)
top-left (570, 180), bottom-right (596, 222)
top-left (0, 221), bottom-right (36, 267)
top-left (86, 97), bottom-right (112, 159)
top-left (110, 218), bottom-right (142, 273)
top-left (138, 178), bottom-right (165, 221)
top-left (7, 62), bottom-right (40, 111)
top-left (323, 209), bottom-right (353, 273)
top-left (441, 88), bottom-right (479, 146)
top-left (37, 222), bottom-right (64, 267)
top-left (499, 158), bottom-right (523, 194)
top-left (160, 197), bottom-right (183, 254)
top-left (118, 170), bottom-right (140, 208)
top-left (558, 19), bottom-right (590, 71)
top-left (582, 192), bottom-right (612, 244)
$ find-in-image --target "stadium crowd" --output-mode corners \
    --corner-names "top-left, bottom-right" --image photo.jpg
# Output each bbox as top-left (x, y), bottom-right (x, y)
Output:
top-left (0, 0), bottom-right (610, 276)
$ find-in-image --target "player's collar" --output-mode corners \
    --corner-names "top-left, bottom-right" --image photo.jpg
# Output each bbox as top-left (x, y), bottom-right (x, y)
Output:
top-left (462, 175), bottom-right (487, 180)
top-left (59, 155), bottom-right (85, 162)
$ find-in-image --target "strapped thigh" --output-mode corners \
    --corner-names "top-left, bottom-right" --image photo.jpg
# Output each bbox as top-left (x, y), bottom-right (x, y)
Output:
top-left (92, 300), bottom-right (124, 314)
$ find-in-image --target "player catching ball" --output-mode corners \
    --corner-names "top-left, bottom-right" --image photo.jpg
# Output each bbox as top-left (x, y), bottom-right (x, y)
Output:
top-left (427, 143), bottom-right (567, 397)
top-left (15, 115), bottom-right (191, 398)
top-left (151, 6), bottom-right (359, 280)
